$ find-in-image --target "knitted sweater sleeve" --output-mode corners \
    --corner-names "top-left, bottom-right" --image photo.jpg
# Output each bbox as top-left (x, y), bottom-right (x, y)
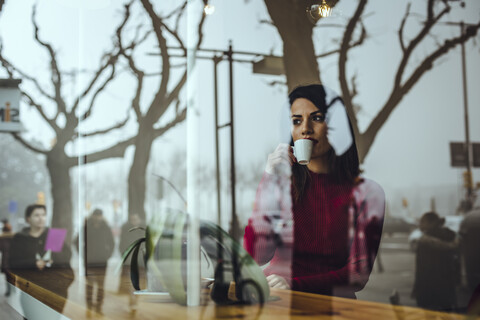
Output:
top-left (243, 172), bottom-right (293, 266)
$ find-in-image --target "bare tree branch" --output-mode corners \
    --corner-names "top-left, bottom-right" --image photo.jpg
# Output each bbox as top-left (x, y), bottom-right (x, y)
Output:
top-left (394, 0), bottom-right (451, 89)
top-left (427, 0), bottom-right (435, 22)
top-left (259, 19), bottom-right (274, 27)
top-left (79, 116), bottom-right (129, 138)
top-left (173, 1), bottom-right (187, 39)
top-left (317, 22), bottom-right (366, 58)
top-left (117, 44), bottom-right (143, 121)
top-left (71, 2), bottom-right (135, 116)
top-left (427, 32), bottom-right (443, 48)
top-left (142, 0), bottom-right (207, 122)
top-left (163, 1), bottom-right (187, 20)
top-left (0, 43), bottom-right (56, 101)
top-left (71, 53), bottom-right (119, 116)
top-left (350, 73), bottom-right (358, 100)
top-left (160, 18), bottom-right (186, 53)
top-left (116, 4), bottom-right (145, 121)
top-left (80, 136), bottom-right (136, 166)
top-left (363, 20), bottom-right (480, 158)
top-left (338, 0), bottom-right (368, 138)
top-left (140, 0), bottom-right (171, 108)
top-left (162, 7), bottom-right (207, 113)
top-left (398, 3), bottom-right (411, 53)
top-left (79, 59), bottom-right (117, 122)
top-left (11, 133), bottom-right (48, 154)
top-left (80, 1), bottom-right (149, 124)
top-left (21, 90), bottom-right (60, 134)
top-left (153, 107), bottom-right (187, 139)
top-left (32, 5), bottom-right (66, 114)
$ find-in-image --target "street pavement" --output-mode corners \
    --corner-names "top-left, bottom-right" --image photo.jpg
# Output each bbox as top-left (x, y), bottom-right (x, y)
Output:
top-left (358, 233), bottom-right (473, 313)
top-left (357, 233), bottom-right (417, 307)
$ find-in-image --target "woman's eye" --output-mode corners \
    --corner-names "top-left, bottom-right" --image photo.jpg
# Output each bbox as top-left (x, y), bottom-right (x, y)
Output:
top-left (292, 119), bottom-right (301, 125)
top-left (312, 115), bottom-right (325, 122)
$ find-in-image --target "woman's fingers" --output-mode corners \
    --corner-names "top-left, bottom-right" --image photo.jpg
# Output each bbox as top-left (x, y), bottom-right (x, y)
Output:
top-left (266, 274), bottom-right (290, 289)
top-left (266, 274), bottom-right (279, 287)
top-left (288, 146), bottom-right (296, 164)
top-left (266, 144), bottom-right (294, 174)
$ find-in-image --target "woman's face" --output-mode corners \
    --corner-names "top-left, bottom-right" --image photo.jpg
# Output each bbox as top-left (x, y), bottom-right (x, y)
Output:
top-left (27, 208), bottom-right (47, 229)
top-left (291, 98), bottom-right (331, 159)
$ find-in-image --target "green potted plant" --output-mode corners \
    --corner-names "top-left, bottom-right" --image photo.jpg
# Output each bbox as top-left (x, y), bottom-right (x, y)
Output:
top-left (120, 209), bottom-right (269, 305)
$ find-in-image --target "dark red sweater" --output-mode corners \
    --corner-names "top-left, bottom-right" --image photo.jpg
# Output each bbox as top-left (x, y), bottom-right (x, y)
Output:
top-left (244, 171), bottom-right (385, 298)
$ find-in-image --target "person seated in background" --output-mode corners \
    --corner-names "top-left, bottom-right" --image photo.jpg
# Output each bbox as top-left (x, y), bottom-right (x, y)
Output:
top-left (243, 84), bottom-right (385, 299)
top-left (412, 211), bottom-right (458, 312)
top-left (8, 204), bottom-right (73, 314)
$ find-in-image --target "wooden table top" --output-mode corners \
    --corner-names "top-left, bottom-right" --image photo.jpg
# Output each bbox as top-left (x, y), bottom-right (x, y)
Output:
top-left (7, 268), bottom-right (476, 320)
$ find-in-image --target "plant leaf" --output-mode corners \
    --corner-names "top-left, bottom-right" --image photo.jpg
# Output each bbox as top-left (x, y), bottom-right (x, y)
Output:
top-left (130, 241), bottom-right (143, 291)
top-left (115, 237), bottom-right (145, 275)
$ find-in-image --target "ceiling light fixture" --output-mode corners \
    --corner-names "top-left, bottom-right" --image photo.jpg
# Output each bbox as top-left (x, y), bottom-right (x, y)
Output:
top-left (307, 0), bottom-right (332, 23)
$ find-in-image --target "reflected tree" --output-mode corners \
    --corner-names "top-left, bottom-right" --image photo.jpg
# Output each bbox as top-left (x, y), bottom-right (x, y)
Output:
top-left (123, 0), bottom-right (207, 220)
top-left (0, 0), bottom-right (209, 233)
top-left (0, 4), bottom-right (138, 235)
top-left (265, 0), bottom-right (480, 162)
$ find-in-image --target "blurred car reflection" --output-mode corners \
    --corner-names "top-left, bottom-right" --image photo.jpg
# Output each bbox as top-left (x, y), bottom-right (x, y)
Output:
top-left (383, 216), bottom-right (417, 237)
top-left (408, 215), bottom-right (464, 251)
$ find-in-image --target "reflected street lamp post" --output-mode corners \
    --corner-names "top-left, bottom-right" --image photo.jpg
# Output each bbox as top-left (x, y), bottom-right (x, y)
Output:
top-left (443, 20), bottom-right (476, 211)
top-left (459, 22), bottom-right (474, 209)
top-left (161, 44), bottom-right (284, 239)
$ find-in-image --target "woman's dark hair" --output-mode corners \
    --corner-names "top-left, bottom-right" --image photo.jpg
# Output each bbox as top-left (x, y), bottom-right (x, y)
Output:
top-left (288, 84), bottom-right (360, 202)
top-left (25, 204), bottom-right (46, 219)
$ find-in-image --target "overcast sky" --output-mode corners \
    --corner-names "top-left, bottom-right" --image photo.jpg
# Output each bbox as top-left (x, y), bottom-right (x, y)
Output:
top-left (1, 0), bottom-right (479, 219)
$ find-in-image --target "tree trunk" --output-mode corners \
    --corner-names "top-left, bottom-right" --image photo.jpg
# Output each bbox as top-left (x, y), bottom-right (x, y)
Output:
top-left (128, 126), bottom-right (155, 222)
top-left (264, 0), bottom-right (321, 91)
top-left (46, 150), bottom-right (73, 240)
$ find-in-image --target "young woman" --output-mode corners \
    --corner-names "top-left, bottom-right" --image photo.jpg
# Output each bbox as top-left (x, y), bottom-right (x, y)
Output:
top-left (9, 204), bottom-right (73, 313)
top-left (243, 84), bottom-right (385, 299)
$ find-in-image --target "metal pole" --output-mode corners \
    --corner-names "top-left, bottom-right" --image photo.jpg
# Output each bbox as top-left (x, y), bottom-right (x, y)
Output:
top-left (226, 41), bottom-right (238, 240)
top-left (213, 55), bottom-right (222, 226)
top-left (460, 21), bottom-right (473, 208)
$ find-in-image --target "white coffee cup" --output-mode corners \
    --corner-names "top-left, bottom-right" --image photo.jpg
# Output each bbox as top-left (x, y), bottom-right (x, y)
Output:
top-left (293, 139), bottom-right (313, 165)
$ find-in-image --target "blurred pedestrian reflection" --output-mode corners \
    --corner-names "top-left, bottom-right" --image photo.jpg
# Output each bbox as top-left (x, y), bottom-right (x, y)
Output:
top-left (412, 211), bottom-right (458, 312)
top-left (243, 84), bottom-right (385, 299)
top-left (9, 204), bottom-right (73, 314)
top-left (76, 208), bottom-right (114, 316)
top-left (0, 218), bottom-right (13, 296)
top-left (459, 209), bottom-right (480, 312)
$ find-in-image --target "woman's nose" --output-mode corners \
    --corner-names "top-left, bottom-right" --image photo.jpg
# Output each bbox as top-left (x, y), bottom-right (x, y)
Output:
top-left (301, 120), bottom-right (313, 135)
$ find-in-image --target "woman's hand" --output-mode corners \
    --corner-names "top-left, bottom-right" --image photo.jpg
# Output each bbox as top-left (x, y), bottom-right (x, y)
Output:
top-left (36, 259), bottom-right (47, 271)
top-left (265, 143), bottom-right (296, 175)
top-left (266, 274), bottom-right (291, 289)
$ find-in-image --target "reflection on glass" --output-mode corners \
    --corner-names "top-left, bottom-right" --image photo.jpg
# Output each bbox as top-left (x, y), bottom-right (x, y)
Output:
top-left (413, 212), bottom-right (458, 311)
top-left (118, 212), bottom-right (145, 310)
top-left (76, 208), bottom-right (114, 316)
top-left (9, 204), bottom-right (73, 315)
top-left (459, 209), bottom-right (480, 315)
top-left (127, 209), bottom-right (269, 306)
top-left (243, 84), bottom-right (385, 299)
